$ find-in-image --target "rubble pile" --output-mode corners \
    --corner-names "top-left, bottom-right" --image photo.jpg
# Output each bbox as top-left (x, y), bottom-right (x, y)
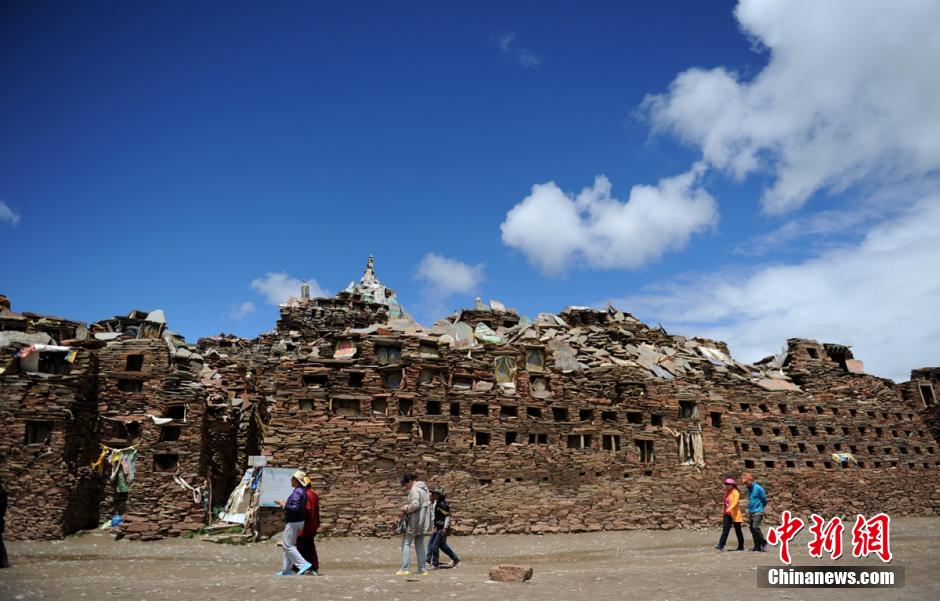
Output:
top-left (2, 257), bottom-right (940, 541)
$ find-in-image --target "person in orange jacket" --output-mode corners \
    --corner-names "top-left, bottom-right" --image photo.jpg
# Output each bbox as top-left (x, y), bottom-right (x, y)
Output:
top-left (714, 477), bottom-right (745, 551)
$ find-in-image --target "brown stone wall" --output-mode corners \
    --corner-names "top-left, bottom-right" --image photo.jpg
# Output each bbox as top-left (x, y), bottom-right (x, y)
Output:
top-left (95, 340), bottom-right (207, 539)
top-left (0, 348), bottom-right (100, 540)
top-left (247, 312), bottom-right (940, 537)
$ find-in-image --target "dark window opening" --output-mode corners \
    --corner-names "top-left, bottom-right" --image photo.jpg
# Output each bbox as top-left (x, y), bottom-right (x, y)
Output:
top-left (382, 371), bottom-right (402, 390)
top-left (842, 426), bottom-right (850, 435)
top-left (816, 444), bottom-right (826, 453)
top-left (372, 398), bottom-right (388, 416)
top-left (798, 442), bottom-right (806, 453)
top-left (471, 403), bottom-right (488, 416)
top-left (919, 384), bottom-right (936, 406)
top-left (759, 444), bottom-right (770, 453)
top-left (772, 427), bottom-right (781, 436)
top-left (759, 404), bottom-right (769, 413)
top-left (154, 454), bottom-right (179, 472)
top-left (627, 411), bottom-right (643, 424)
top-left (35, 351), bottom-right (71, 375)
top-left (398, 421), bottom-right (413, 434)
top-left (635, 439), bottom-right (654, 463)
top-left (303, 374), bottom-right (328, 388)
top-left (780, 443), bottom-right (789, 452)
top-left (710, 412), bottom-right (722, 427)
top-left (785, 460), bottom-right (796, 468)
top-left (567, 434), bottom-right (591, 449)
top-left (501, 405), bottom-right (518, 418)
top-left (299, 399), bottom-right (314, 411)
top-left (778, 403), bottom-right (788, 413)
top-left (450, 402), bottom-right (461, 417)
top-left (832, 407), bottom-right (840, 415)
top-left (740, 403), bottom-right (750, 412)
top-left (764, 460), bottom-right (775, 468)
top-left (159, 426), bottom-right (181, 442)
top-left (527, 407), bottom-right (543, 418)
top-left (552, 407), bottom-right (569, 422)
top-left (678, 401), bottom-right (698, 419)
top-left (805, 461), bottom-right (815, 468)
top-left (651, 414), bottom-right (663, 427)
top-left (816, 406), bottom-right (825, 414)
top-left (426, 401), bottom-right (442, 415)
top-left (807, 347), bottom-right (819, 359)
top-left (741, 443), bottom-right (750, 452)
top-left (528, 433), bottom-right (548, 444)
top-left (752, 426), bottom-right (763, 436)
top-left (849, 408), bottom-right (857, 417)
top-left (603, 434), bottom-right (621, 451)
top-left (789, 425), bottom-right (799, 435)
top-left (602, 411), bottom-right (618, 423)
top-left (25, 421), bottom-right (52, 445)
top-left (744, 459), bottom-right (755, 468)
top-left (505, 431), bottom-right (518, 444)
top-left (331, 398), bottom-right (360, 416)
top-left (165, 405), bottom-right (186, 421)
top-left (125, 354), bottom-right (144, 371)
top-left (118, 379), bottom-right (143, 393)
top-left (579, 409), bottom-right (593, 422)
top-left (474, 431), bottom-right (491, 446)
top-left (124, 421), bottom-right (140, 438)
top-left (399, 399), bottom-right (413, 416)
top-left (420, 422), bottom-right (448, 443)
top-left (348, 372), bottom-right (364, 387)
top-left (798, 405), bottom-right (808, 413)
top-left (808, 425), bottom-right (818, 436)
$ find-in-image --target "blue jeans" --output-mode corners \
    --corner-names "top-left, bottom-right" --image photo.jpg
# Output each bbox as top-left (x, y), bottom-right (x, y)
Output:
top-left (427, 530), bottom-right (459, 566)
top-left (400, 533), bottom-right (426, 572)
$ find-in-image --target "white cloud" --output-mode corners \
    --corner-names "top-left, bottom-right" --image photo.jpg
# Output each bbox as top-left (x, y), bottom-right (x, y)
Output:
top-left (415, 253), bottom-right (484, 299)
top-left (0, 201), bottom-right (20, 225)
top-left (500, 166), bottom-right (718, 275)
top-left (250, 272), bottom-right (327, 305)
top-left (227, 301), bottom-right (256, 321)
top-left (610, 188), bottom-right (940, 382)
top-left (643, 0), bottom-right (940, 214)
top-left (494, 32), bottom-right (541, 68)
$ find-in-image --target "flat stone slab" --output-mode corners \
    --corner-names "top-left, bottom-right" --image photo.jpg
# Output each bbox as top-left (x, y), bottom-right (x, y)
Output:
top-left (489, 564), bottom-right (533, 582)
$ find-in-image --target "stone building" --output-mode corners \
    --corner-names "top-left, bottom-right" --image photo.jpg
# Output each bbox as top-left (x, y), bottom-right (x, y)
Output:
top-left (2, 258), bottom-right (940, 540)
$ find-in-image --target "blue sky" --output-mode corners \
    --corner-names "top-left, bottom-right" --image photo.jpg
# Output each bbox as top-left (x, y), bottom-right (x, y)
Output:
top-left (2, 1), bottom-right (938, 382)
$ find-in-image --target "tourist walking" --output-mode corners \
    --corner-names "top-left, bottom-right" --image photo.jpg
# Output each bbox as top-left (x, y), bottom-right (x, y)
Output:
top-left (426, 486), bottom-right (460, 569)
top-left (396, 473), bottom-right (431, 576)
top-left (295, 475), bottom-right (321, 574)
top-left (741, 473), bottom-right (768, 552)
top-left (714, 477), bottom-right (744, 551)
top-left (275, 470), bottom-right (314, 576)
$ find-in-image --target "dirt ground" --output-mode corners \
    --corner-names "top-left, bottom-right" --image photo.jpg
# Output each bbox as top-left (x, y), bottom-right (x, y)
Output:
top-left (1, 517), bottom-right (937, 601)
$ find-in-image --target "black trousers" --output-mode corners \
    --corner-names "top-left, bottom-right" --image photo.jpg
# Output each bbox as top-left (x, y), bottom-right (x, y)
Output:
top-left (717, 514), bottom-right (744, 549)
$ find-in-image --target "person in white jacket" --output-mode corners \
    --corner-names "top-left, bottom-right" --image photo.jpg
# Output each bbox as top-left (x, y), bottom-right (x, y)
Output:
top-left (396, 473), bottom-right (432, 576)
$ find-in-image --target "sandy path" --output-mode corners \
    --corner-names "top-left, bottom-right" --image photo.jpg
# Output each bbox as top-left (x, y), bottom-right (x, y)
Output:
top-left (2, 517), bottom-right (937, 601)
